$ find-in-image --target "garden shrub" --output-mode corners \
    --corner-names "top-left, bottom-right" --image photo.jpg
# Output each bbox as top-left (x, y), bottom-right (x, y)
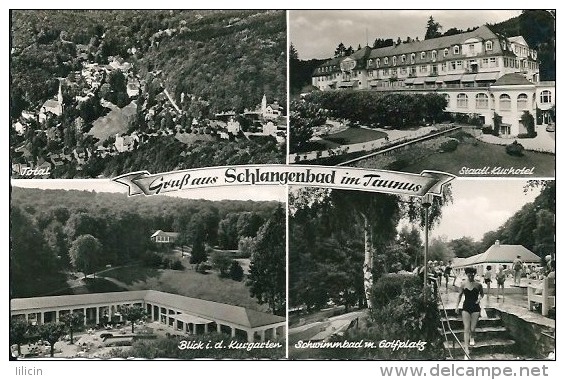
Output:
top-left (439, 138), bottom-right (459, 152)
top-left (229, 260), bottom-right (244, 281)
top-left (371, 273), bottom-right (420, 309)
top-left (312, 274), bottom-right (445, 359)
top-left (142, 252), bottom-right (162, 268)
top-left (506, 140), bottom-right (525, 156)
top-left (170, 260), bottom-right (185, 271)
top-left (482, 126), bottom-right (494, 135)
top-left (521, 111), bottom-right (536, 137)
top-left (517, 132), bottom-right (537, 139)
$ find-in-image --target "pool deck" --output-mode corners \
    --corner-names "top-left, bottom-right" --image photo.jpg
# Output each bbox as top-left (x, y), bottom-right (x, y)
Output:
top-left (440, 280), bottom-right (555, 330)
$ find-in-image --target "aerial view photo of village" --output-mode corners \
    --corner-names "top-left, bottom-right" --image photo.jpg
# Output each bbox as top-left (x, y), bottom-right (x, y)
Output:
top-left (289, 10), bottom-right (555, 177)
top-left (10, 10), bottom-right (287, 179)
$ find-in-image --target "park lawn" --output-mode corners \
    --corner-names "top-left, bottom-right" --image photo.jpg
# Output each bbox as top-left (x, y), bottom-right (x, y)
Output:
top-left (402, 140), bottom-right (555, 177)
top-left (88, 102), bottom-right (136, 144)
top-left (83, 278), bottom-right (128, 293)
top-left (103, 264), bottom-right (268, 313)
top-left (323, 127), bottom-right (387, 145)
top-left (101, 265), bottom-right (161, 286)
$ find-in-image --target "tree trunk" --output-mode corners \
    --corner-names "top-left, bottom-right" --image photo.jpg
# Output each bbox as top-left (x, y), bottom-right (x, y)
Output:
top-left (50, 344), bottom-right (55, 357)
top-left (363, 214), bottom-right (373, 310)
top-left (17, 343), bottom-right (21, 357)
top-left (70, 328), bottom-right (74, 344)
top-left (131, 321), bottom-right (135, 334)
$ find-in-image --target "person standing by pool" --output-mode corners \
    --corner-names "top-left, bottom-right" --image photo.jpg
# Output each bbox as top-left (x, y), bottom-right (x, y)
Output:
top-left (444, 260), bottom-right (453, 292)
top-left (483, 265), bottom-right (493, 296)
top-left (455, 267), bottom-right (484, 359)
top-left (496, 265), bottom-right (507, 300)
top-left (512, 255), bottom-right (523, 286)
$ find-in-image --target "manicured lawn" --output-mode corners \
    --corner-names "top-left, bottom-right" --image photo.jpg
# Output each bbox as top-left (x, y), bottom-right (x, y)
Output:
top-left (102, 266), bottom-right (161, 286)
top-left (402, 140), bottom-right (555, 177)
top-left (323, 127), bottom-right (387, 145)
top-left (103, 264), bottom-right (267, 312)
top-left (84, 278), bottom-right (128, 293)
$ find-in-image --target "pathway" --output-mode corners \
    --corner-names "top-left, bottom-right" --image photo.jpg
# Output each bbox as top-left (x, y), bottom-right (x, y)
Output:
top-left (477, 126), bottom-right (555, 154)
top-left (290, 125), bottom-right (438, 162)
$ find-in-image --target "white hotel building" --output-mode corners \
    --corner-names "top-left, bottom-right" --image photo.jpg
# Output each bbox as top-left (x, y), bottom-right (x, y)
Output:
top-left (312, 26), bottom-right (555, 137)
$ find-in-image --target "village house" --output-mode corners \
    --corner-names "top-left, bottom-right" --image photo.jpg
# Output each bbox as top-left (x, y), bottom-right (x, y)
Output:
top-left (114, 133), bottom-right (140, 153)
top-left (261, 94), bottom-right (283, 120)
top-left (151, 230), bottom-right (180, 244)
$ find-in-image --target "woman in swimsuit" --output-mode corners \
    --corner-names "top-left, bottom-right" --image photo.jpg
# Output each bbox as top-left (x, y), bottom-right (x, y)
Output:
top-left (455, 267), bottom-right (484, 359)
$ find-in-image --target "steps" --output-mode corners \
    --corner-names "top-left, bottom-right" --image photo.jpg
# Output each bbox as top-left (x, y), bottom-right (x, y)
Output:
top-left (440, 308), bottom-right (517, 359)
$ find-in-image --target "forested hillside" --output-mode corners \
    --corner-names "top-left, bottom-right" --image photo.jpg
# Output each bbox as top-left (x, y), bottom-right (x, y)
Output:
top-left (478, 180), bottom-right (555, 256)
top-left (489, 10), bottom-right (555, 81)
top-left (11, 10), bottom-right (286, 115)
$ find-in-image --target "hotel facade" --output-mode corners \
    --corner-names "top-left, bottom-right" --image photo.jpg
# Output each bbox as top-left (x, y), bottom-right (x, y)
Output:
top-left (311, 26), bottom-right (555, 137)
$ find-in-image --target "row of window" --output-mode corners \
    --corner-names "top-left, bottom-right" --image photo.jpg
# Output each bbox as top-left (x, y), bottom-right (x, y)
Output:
top-left (154, 235), bottom-right (171, 242)
top-left (450, 93), bottom-right (533, 110)
top-left (503, 57), bottom-right (538, 70)
top-left (364, 40), bottom-right (498, 69)
top-left (318, 57), bottom-right (537, 76)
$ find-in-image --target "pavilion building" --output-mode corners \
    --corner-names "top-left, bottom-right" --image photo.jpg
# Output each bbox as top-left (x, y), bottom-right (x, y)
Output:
top-left (10, 290), bottom-right (286, 343)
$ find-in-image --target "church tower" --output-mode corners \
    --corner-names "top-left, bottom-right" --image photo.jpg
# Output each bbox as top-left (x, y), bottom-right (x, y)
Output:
top-left (57, 79), bottom-right (64, 114)
top-left (261, 94), bottom-right (267, 117)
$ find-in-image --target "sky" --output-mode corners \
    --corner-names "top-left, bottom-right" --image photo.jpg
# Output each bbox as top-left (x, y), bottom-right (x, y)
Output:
top-left (426, 178), bottom-right (541, 242)
top-left (290, 10), bottom-right (523, 60)
top-left (10, 179), bottom-right (287, 202)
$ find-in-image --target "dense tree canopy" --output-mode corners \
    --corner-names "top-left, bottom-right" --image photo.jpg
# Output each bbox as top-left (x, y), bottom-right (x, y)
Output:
top-left (10, 187), bottom-right (281, 298)
top-left (247, 206), bottom-right (286, 316)
top-left (477, 181), bottom-right (555, 257)
top-left (289, 186), bottom-right (451, 311)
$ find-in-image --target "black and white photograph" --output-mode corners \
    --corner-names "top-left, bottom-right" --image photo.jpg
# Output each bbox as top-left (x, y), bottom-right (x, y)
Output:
top-left (288, 179), bottom-right (555, 360)
top-left (5, 6), bottom-right (560, 374)
top-left (9, 180), bottom-right (286, 359)
top-left (289, 10), bottom-right (555, 177)
top-left (10, 10), bottom-right (287, 179)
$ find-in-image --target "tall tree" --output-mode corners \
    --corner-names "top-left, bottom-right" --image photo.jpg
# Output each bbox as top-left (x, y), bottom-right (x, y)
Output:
top-left (428, 236), bottom-right (455, 262)
top-left (120, 305), bottom-right (147, 333)
top-left (289, 42), bottom-right (299, 61)
top-left (38, 322), bottom-right (66, 357)
top-left (449, 236), bottom-right (479, 258)
top-left (330, 190), bottom-right (401, 310)
top-left (334, 42), bottom-right (347, 57)
top-left (69, 234), bottom-right (102, 277)
top-left (60, 311), bottom-right (84, 344)
top-left (10, 319), bottom-right (33, 357)
top-left (189, 236), bottom-right (207, 265)
top-left (289, 98), bottom-right (327, 153)
top-left (247, 206), bottom-right (286, 316)
top-left (425, 16), bottom-right (442, 40)
top-left (398, 225), bottom-right (423, 268)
